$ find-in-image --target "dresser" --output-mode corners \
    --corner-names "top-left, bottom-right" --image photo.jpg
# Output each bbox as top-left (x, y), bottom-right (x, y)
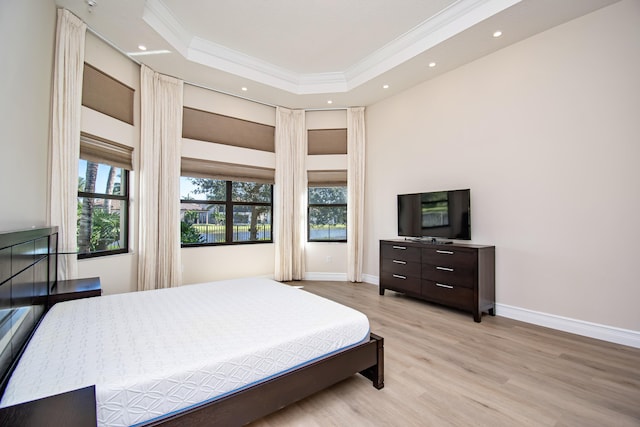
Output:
top-left (379, 239), bottom-right (495, 322)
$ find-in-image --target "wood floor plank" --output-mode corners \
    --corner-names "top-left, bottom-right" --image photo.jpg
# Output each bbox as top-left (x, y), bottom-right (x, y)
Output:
top-left (248, 282), bottom-right (640, 426)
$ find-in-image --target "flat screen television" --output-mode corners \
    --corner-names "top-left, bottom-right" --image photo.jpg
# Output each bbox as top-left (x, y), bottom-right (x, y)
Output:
top-left (397, 189), bottom-right (471, 241)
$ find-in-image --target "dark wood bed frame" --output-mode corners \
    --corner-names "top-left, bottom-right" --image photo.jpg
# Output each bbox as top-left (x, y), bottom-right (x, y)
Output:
top-left (0, 227), bottom-right (384, 426)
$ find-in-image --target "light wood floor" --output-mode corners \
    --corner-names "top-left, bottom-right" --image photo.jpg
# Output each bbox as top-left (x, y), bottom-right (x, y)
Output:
top-left (249, 281), bottom-right (640, 427)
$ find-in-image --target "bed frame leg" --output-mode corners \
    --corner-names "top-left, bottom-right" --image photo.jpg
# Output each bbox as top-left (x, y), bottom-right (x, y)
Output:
top-left (359, 333), bottom-right (384, 389)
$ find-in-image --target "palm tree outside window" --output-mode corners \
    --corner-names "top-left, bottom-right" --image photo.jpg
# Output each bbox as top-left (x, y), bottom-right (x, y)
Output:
top-left (77, 159), bottom-right (129, 258)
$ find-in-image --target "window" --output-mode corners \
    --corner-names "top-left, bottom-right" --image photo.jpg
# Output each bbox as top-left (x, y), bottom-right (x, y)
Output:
top-left (308, 186), bottom-right (347, 242)
top-left (77, 159), bottom-right (129, 258)
top-left (180, 177), bottom-right (273, 246)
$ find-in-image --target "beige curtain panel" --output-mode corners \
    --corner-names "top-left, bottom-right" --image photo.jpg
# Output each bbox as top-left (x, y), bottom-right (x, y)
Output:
top-left (347, 107), bottom-right (366, 283)
top-left (138, 65), bottom-right (184, 291)
top-left (274, 107), bottom-right (307, 282)
top-left (49, 9), bottom-right (86, 280)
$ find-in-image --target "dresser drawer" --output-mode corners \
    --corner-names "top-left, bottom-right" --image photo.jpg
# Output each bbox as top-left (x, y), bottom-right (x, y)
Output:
top-left (421, 280), bottom-right (473, 310)
top-left (421, 263), bottom-right (475, 288)
top-left (381, 258), bottom-right (421, 278)
top-left (380, 271), bottom-right (421, 295)
top-left (422, 247), bottom-right (476, 269)
top-left (381, 242), bottom-right (421, 263)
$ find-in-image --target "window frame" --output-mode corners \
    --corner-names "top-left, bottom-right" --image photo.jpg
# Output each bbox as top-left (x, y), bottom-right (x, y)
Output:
top-left (307, 185), bottom-right (348, 243)
top-left (180, 179), bottom-right (274, 247)
top-left (77, 162), bottom-right (130, 259)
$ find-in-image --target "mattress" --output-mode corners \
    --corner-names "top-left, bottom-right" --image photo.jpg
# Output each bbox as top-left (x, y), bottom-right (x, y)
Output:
top-left (0, 278), bottom-right (370, 426)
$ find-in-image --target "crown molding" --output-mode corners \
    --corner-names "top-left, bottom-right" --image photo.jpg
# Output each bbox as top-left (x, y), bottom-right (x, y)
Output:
top-left (142, 0), bottom-right (191, 57)
top-left (187, 36), bottom-right (301, 93)
top-left (344, 0), bottom-right (521, 89)
top-left (143, 0), bottom-right (521, 95)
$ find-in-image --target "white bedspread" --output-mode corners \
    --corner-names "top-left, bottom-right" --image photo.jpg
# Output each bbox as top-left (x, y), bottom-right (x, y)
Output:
top-left (0, 278), bottom-right (370, 426)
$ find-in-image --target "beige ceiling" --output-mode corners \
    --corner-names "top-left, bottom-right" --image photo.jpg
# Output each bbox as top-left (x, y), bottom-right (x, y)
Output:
top-left (160, 0), bottom-right (460, 74)
top-left (56, 0), bottom-right (619, 109)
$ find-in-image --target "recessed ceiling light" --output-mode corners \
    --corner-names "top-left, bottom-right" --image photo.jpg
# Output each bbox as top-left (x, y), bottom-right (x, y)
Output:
top-left (493, 30), bottom-right (503, 38)
top-left (327, 100), bottom-right (333, 104)
top-left (128, 49), bottom-right (171, 57)
top-left (241, 87), bottom-right (248, 91)
top-left (138, 45), bottom-right (147, 51)
top-left (383, 84), bottom-right (389, 89)
top-left (428, 62), bottom-right (436, 68)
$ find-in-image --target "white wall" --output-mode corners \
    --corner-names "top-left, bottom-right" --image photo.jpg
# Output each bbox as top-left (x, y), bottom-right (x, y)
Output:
top-left (305, 110), bottom-right (349, 279)
top-left (364, 0), bottom-right (640, 332)
top-left (180, 84), bottom-right (277, 284)
top-left (0, 6), bottom-right (139, 295)
top-left (24, 3), bottom-right (638, 337)
top-left (78, 32), bottom-right (140, 294)
top-left (0, 0), bottom-right (56, 230)
top-left (181, 244), bottom-right (275, 285)
top-left (181, 87), bottom-right (353, 283)
top-left (75, 44), bottom-right (356, 288)
top-left (80, 43), bottom-right (284, 290)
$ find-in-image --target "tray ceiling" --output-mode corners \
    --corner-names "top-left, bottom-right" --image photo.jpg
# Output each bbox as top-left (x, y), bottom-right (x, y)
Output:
top-left (55, 0), bottom-right (620, 108)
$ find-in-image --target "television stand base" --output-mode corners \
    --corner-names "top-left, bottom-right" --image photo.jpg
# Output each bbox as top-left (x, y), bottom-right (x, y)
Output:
top-left (406, 237), bottom-right (453, 244)
top-left (380, 239), bottom-right (495, 322)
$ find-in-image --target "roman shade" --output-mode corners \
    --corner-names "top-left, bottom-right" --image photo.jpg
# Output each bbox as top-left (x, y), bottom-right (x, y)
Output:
top-left (182, 107), bottom-right (275, 152)
top-left (181, 157), bottom-right (275, 184)
top-left (308, 129), bottom-right (347, 155)
top-left (80, 133), bottom-right (133, 170)
top-left (82, 63), bottom-right (134, 125)
top-left (307, 170), bottom-right (347, 187)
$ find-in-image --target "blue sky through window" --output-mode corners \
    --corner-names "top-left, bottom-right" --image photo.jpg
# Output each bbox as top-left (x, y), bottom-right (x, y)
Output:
top-left (78, 159), bottom-right (121, 193)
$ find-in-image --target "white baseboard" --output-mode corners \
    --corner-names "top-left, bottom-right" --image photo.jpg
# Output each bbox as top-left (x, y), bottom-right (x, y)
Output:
top-left (305, 272), bottom-right (381, 284)
top-left (496, 303), bottom-right (640, 349)
top-left (306, 274), bottom-right (640, 349)
top-left (304, 272), bottom-right (348, 281)
top-left (362, 274), bottom-right (379, 285)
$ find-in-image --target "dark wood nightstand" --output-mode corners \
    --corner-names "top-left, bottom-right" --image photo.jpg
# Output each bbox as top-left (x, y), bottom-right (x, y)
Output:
top-left (49, 276), bottom-right (102, 307)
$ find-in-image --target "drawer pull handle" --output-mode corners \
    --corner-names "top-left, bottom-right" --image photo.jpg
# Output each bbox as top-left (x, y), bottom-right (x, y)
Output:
top-left (392, 246), bottom-right (407, 250)
top-left (436, 266), bottom-right (454, 272)
top-left (392, 260), bottom-right (407, 265)
top-left (436, 250), bottom-right (454, 255)
top-left (436, 283), bottom-right (453, 289)
top-left (392, 274), bottom-right (407, 280)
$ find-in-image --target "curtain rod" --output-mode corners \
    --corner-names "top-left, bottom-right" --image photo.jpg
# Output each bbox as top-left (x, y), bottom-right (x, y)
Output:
top-left (85, 26), bottom-right (351, 112)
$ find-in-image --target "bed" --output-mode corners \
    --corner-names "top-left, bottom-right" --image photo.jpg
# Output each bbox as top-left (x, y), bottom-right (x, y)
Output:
top-left (0, 228), bottom-right (384, 426)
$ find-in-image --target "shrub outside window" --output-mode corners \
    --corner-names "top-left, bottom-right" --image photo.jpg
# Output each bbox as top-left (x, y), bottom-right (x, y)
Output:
top-left (77, 159), bottom-right (129, 258)
top-left (180, 177), bottom-right (273, 246)
top-left (308, 186), bottom-right (347, 242)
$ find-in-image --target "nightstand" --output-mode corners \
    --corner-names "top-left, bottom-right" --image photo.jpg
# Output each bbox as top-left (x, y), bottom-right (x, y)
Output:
top-left (49, 276), bottom-right (102, 307)
top-left (0, 386), bottom-right (97, 427)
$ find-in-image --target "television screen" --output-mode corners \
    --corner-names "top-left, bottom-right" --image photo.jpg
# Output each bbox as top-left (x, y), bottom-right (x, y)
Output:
top-left (397, 189), bottom-right (471, 240)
